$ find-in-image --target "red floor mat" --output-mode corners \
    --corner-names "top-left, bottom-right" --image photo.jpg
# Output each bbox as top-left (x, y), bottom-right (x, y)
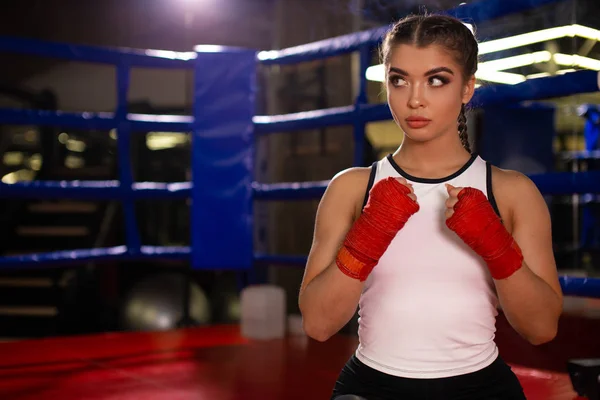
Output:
top-left (0, 325), bottom-right (583, 399)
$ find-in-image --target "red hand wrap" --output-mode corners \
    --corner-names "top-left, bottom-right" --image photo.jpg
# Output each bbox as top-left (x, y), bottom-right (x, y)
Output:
top-left (336, 177), bottom-right (419, 281)
top-left (446, 188), bottom-right (523, 280)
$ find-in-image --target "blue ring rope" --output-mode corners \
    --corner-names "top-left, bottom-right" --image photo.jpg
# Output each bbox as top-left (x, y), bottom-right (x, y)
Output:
top-left (257, 0), bottom-right (565, 65)
top-left (0, 0), bottom-right (599, 298)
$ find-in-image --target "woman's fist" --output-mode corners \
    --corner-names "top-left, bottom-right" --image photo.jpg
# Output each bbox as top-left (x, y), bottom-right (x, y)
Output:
top-left (444, 184), bottom-right (523, 280)
top-left (395, 176), bottom-right (417, 204)
top-left (444, 183), bottom-right (463, 219)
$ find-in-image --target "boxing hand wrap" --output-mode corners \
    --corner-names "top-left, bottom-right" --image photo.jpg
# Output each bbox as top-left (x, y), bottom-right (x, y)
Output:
top-left (336, 177), bottom-right (419, 281)
top-left (446, 188), bottom-right (523, 280)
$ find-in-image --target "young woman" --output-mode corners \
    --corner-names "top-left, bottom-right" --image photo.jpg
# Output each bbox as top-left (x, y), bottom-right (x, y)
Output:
top-left (298, 13), bottom-right (563, 400)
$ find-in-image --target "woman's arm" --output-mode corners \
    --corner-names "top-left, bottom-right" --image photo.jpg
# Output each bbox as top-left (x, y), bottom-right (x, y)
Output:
top-left (493, 170), bottom-right (563, 345)
top-left (299, 168), bottom-right (370, 342)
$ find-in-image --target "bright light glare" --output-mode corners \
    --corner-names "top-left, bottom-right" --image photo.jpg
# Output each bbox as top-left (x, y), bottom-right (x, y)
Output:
top-left (365, 64), bottom-right (385, 82)
top-left (194, 45), bottom-right (228, 53)
top-left (144, 49), bottom-right (196, 61)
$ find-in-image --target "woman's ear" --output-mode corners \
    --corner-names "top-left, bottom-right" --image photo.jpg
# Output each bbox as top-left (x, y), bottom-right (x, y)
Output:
top-left (462, 75), bottom-right (476, 104)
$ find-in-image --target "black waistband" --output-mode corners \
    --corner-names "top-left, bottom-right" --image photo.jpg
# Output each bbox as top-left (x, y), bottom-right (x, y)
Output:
top-left (332, 354), bottom-right (526, 400)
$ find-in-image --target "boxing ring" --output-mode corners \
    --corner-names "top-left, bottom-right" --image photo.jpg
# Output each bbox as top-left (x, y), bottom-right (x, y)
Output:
top-left (1, 0), bottom-right (600, 398)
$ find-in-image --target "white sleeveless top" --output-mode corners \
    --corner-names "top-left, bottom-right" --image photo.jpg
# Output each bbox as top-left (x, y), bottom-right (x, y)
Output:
top-left (355, 153), bottom-right (501, 379)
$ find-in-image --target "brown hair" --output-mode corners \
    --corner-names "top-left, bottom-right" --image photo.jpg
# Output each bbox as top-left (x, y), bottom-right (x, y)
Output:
top-left (380, 14), bottom-right (478, 152)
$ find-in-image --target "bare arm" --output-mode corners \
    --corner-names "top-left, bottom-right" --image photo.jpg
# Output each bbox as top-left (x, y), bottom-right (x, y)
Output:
top-left (299, 168), bottom-right (370, 342)
top-left (494, 170), bottom-right (563, 345)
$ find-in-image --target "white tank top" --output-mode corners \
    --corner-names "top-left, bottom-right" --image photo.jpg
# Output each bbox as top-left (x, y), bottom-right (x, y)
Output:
top-left (355, 153), bottom-right (501, 379)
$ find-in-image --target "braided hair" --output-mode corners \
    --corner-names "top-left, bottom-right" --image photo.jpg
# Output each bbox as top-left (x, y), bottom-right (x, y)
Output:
top-left (458, 104), bottom-right (470, 152)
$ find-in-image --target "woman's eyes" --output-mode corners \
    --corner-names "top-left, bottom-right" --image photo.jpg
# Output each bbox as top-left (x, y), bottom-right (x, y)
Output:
top-left (388, 75), bottom-right (449, 87)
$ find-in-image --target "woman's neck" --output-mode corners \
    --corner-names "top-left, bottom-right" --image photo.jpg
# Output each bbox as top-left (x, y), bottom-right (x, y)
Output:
top-left (393, 132), bottom-right (472, 178)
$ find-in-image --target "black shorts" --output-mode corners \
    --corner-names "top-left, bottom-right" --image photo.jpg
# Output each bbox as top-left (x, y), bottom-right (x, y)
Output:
top-left (331, 354), bottom-right (526, 400)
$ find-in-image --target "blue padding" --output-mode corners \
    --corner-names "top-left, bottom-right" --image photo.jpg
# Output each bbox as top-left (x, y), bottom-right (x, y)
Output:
top-left (560, 276), bottom-right (600, 298)
top-left (0, 108), bottom-right (193, 132)
top-left (258, 0), bottom-right (563, 65)
top-left (0, 246), bottom-right (191, 269)
top-left (529, 171), bottom-right (600, 195)
top-left (0, 36), bottom-right (195, 68)
top-left (253, 181), bottom-right (328, 200)
top-left (0, 181), bottom-right (191, 199)
top-left (191, 48), bottom-right (256, 270)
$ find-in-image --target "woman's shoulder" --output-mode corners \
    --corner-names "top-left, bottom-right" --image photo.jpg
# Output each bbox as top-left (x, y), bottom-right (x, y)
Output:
top-left (489, 164), bottom-right (546, 226)
top-left (489, 165), bottom-right (539, 194)
top-left (331, 165), bottom-right (373, 184)
top-left (326, 166), bottom-right (374, 218)
top-left (327, 166), bottom-right (373, 198)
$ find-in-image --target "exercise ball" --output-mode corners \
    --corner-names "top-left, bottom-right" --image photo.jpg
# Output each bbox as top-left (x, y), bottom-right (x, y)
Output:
top-left (120, 272), bottom-right (211, 331)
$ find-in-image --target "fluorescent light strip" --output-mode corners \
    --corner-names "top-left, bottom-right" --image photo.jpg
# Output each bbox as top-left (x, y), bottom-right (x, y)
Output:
top-left (526, 72), bottom-right (551, 79)
top-left (574, 25), bottom-right (600, 41)
top-left (478, 51), bottom-right (552, 71)
top-left (475, 54), bottom-right (596, 84)
top-left (478, 24), bottom-right (600, 55)
top-left (478, 51), bottom-right (600, 73)
top-left (475, 70), bottom-right (525, 85)
top-left (479, 26), bottom-right (569, 55)
top-left (554, 54), bottom-right (600, 70)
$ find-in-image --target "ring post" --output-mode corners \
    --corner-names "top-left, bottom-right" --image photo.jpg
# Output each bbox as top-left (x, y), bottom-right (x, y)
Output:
top-left (353, 44), bottom-right (371, 167)
top-left (116, 61), bottom-right (142, 253)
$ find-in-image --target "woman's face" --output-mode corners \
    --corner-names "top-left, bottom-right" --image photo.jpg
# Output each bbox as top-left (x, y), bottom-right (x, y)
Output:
top-left (386, 43), bottom-right (475, 143)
